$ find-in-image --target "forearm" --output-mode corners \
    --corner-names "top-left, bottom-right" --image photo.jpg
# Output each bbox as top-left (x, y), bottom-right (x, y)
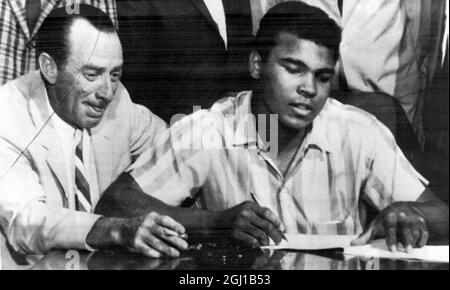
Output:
top-left (85, 217), bottom-right (126, 250)
top-left (95, 173), bottom-right (226, 242)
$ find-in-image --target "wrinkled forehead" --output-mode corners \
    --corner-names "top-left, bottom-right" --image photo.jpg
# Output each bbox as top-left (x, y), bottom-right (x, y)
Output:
top-left (67, 19), bottom-right (123, 68)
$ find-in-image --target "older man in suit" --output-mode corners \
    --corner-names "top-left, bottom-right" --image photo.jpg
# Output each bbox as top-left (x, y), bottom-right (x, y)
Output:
top-left (116, 0), bottom-right (253, 123)
top-left (0, 5), bottom-right (188, 269)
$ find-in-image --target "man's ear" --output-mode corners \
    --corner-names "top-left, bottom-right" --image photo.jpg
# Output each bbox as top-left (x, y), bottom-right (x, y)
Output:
top-left (38, 53), bottom-right (58, 85)
top-left (249, 50), bottom-right (263, 80)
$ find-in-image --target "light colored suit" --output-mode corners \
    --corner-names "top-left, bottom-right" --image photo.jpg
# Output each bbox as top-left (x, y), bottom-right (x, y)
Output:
top-left (0, 71), bottom-right (167, 269)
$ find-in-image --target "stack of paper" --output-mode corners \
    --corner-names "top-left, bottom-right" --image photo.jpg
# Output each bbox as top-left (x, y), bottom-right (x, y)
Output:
top-left (262, 234), bottom-right (449, 263)
top-left (261, 234), bottom-right (357, 250)
top-left (343, 239), bottom-right (449, 263)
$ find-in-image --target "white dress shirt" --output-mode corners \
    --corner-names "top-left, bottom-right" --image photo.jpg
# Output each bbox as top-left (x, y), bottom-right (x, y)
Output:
top-left (45, 92), bottom-right (99, 211)
top-left (203, 0), bottom-right (228, 48)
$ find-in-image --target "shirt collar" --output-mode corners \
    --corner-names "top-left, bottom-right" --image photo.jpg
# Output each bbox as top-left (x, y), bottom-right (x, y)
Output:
top-left (231, 91), bottom-right (333, 153)
top-left (306, 100), bottom-right (333, 153)
top-left (231, 91), bottom-right (270, 151)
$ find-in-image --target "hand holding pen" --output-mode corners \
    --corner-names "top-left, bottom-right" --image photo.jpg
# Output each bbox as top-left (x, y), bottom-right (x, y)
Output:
top-left (217, 193), bottom-right (287, 248)
top-left (250, 191), bottom-right (287, 243)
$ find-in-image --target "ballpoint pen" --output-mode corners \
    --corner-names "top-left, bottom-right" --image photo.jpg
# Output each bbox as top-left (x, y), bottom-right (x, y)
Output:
top-left (250, 191), bottom-right (288, 241)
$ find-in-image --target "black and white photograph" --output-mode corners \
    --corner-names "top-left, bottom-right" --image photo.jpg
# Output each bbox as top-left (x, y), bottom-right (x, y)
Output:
top-left (0, 0), bottom-right (448, 273)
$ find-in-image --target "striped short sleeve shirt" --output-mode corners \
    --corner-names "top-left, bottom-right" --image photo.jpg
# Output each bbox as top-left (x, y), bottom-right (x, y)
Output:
top-left (130, 91), bottom-right (428, 235)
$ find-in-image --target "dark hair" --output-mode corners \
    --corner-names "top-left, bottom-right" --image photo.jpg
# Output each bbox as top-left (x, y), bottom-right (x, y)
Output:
top-left (36, 4), bottom-right (116, 68)
top-left (254, 1), bottom-right (341, 63)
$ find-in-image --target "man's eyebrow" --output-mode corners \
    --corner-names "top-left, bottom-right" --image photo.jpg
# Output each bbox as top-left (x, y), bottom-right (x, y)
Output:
top-left (82, 64), bottom-right (104, 72)
top-left (82, 64), bottom-right (123, 72)
top-left (279, 57), bottom-right (335, 74)
top-left (111, 64), bottom-right (123, 72)
top-left (279, 57), bottom-right (308, 68)
top-left (316, 68), bottom-right (335, 75)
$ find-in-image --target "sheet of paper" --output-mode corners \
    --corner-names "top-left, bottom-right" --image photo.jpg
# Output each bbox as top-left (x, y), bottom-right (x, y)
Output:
top-left (261, 234), bottom-right (357, 250)
top-left (343, 239), bottom-right (449, 263)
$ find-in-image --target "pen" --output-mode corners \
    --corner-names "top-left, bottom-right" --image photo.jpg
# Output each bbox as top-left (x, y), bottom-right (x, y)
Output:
top-left (250, 191), bottom-right (288, 241)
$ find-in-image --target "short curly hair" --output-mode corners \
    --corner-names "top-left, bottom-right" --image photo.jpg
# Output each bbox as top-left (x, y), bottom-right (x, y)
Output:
top-left (254, 1), bottom-right (341, 63)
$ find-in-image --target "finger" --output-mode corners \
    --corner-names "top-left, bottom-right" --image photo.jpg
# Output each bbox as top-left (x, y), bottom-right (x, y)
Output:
top-left (244, 209), bottom-right (282, 245)
top-left (152, 226), bottom-right (189, 250)
top-left (160, 229), bottom-right (189, 250)
top-left (384, 212), bottom-right (398, 252)
top-left (154, 214), bottom-right (186, 235)
top-left (161, 234), bottom-right (189, 250)
top-left (132, 240), bottom-right (163, 258)
top-left (401, 228), bottom-right (414, 253)
top-left (417, 228), bottom-right (429, 248)
top-left (416, 216), bottom-right (428, 248)
top-left (232, 230), bottom-right (260, 248)
top-left (398, 212), bottom-right (414, 253)
top-left (242, 223), bottom-right (271, 246)
top-left (233, 211), bottom-right (271, 246)
top-left (411, 225), bottom-right (421, 249)
top-left (142, 233), bottom-right (181, 257)
top-left (254, 206), bottom-right (285, 233)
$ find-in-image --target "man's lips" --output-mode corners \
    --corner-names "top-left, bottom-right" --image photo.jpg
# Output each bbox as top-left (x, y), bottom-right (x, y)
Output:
top-left (290, 103), bottom-right (313, 115)
top-left (85, 103), bottom-right (107, 117)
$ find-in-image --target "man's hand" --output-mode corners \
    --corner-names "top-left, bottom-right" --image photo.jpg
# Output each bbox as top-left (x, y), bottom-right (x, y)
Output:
top-left (87, 212), bottom-right (188, 258)
top-left (118, 212), bottom-right (189, 258)
top-left (352, 202), bottom-right (429, 252)
top-left (218, 201), bottom-right (286, 247)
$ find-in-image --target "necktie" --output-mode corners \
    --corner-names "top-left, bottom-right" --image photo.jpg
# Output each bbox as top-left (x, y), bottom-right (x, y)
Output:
top-left (25, 0), bottom-right (41, 34)
top-left (75, 131), bottom-right (92, 212)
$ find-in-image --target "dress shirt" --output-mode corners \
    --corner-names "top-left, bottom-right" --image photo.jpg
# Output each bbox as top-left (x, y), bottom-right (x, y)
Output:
top-left (45, 92), bottom-right (100, 211)
top-left (130, 91), bottom-right (427, 235)
top-left (203, 0), bottom-right (228, 48)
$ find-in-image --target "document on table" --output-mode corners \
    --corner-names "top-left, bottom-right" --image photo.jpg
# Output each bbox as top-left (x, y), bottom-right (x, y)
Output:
top-left (261, 234), bottom-right (357, 250)
top-left (343, 239), bottom-right (449, 263)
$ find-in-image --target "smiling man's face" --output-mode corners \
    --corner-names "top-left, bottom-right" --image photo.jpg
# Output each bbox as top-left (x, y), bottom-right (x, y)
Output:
top-left (256, 32), bottom-right (336, 132)
top-left (53, 18), bottom-right (123, 129)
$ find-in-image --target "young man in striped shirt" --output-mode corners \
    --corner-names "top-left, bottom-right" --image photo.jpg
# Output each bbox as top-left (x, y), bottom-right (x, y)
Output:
top-left (98, 2), bottom-right (448, 252)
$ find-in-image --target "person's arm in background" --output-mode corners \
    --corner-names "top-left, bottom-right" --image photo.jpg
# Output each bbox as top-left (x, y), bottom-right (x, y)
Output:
top-left (353, 187), bottom-right (449, 252)
top-left (351, 119), bottom-right (449, 251)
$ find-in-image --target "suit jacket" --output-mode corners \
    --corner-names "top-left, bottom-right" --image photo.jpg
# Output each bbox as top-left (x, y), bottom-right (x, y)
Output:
top-left (0, 0), bottom-right (117, 85)
top-left (0, 71), bottom-right (167, 268)
top-left (116, 0), bottom-right (253, 122)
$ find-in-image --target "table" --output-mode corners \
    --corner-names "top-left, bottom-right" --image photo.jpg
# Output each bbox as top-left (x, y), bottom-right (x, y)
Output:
top-left (30, 243), bottom-right (449, 270)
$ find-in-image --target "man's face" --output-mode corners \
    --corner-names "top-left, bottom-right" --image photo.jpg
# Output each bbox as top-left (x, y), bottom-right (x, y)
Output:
top-left (54, 19), bottom-right (123, 129)
top-left (256, 32), bottom-right (336, 131)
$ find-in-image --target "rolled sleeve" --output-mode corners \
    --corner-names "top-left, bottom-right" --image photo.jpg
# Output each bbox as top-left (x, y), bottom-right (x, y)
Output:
top-left (363, 120), bottom-right (428, 210)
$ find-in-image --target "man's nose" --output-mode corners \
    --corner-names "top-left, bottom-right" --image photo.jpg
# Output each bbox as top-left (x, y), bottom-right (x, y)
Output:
top-left (297, 73), bottom-right (317, 98)
top-left (96, 74), bottom-right (114, 101)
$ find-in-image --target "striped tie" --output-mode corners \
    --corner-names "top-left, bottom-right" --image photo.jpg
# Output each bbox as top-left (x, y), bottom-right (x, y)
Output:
top-left (75, 131), bottom-right (92, 212)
